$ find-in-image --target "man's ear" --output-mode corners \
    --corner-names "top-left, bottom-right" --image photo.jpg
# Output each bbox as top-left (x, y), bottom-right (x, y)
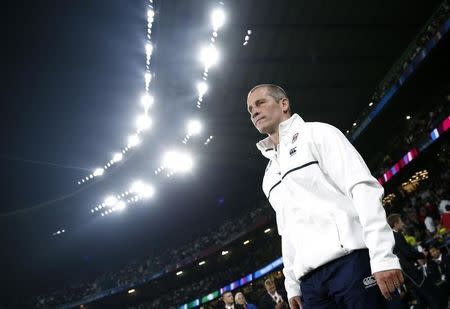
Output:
top-left (280, 98), bottom-right (290, 113)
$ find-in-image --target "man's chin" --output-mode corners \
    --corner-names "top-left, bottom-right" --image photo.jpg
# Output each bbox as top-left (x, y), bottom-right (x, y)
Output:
top-left (257, 126), bottom-right (266, 134)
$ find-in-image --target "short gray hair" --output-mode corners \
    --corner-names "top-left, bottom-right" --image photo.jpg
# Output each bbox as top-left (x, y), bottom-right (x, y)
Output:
top-left (248, 84), bottom-right (289, 102)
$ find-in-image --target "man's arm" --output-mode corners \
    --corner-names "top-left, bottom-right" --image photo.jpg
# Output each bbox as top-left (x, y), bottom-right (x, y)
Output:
top-left (280, 232), bottom-right (303, 309)
top-left (281, 235), bottom-right (301, 300)
top-left (394, 232), bottom-right (424, 261)
top-left (311, 124), bottom-right (402, 299)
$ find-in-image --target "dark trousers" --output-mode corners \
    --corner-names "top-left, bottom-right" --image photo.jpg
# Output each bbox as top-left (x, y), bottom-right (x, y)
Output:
top-left (300, 249), bottom-right (405, 309)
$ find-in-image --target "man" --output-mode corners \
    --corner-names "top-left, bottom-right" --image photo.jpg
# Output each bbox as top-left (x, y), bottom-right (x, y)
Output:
top-left (247, 84), bottom-right (403, 308)
top-left (235, 292), bottom-right (257, 309)
top-left (259, 278), bottom-right (287, 309)
top-left (387, 214), bottom-right (445, 309)
top-left (218, 291), bottom-right (245, 309)
top-left (430, 243), bottom-right (450, 281)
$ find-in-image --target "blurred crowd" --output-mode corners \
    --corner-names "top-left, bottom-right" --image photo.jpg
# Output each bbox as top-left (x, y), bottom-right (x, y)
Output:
top-left (368, 2), bottom-right (449, 112)
top-left (35, 205), bottom-right (272, 307)
top-left (368, 99), bottom-right (449, 179)
top-left (128, 238), bottom-right (281, 309)
top-left (384, 170), bottom-right (450, 308)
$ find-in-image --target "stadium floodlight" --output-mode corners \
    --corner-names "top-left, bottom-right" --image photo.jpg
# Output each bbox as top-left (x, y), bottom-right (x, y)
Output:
top-left (221, 250), bottom-right (229, 256)
top-left (176, 270), bottom-right (183, 276)
top-left (113, 152), bottom-right (123, 163)
top-left (163, 151), bottom-right (193, 173)
top-left (200, 45), bottom-right (218, 69)
top-left (141, 94), bottom-right (154, 110)
top-left (145, 43), bottom-right (153, 57)
top-left (211, 8), bottom-right (225, 31)
top-left (130, 180), bottom-right (145, 194)
top-left (141, 185), bottom-right (155, 199)
top-left (369, 102), bottom-right (374, 107)
top-left (105, 195), bottom-right (118, 207)
top-left (130, 181), bottom-right (154, 199)
top-left (187, 119), bottom-right (202, 136)
top-left (93, 168), bottom-right (104, 177)
top-left (197, 81), bottom-right (208, 97)
top-left (116, 201), bottom-right (126, 211)
top-left (243, 240), bottom-right (250, 245)
top-left (136, 115), bottom-right (152, 131)
top-left (198, 260), bottom-right (206, 266)
top-left (128, 134), bottom-right (141, 148)
top-left (352, 122), bottom-right (357, 127)
top-left (145, 72), bottom-right (152, 85)
top-left (406, 115), bottom-right (411, 120)
top-left (128, 289), bottom-right (136, 294)
top-left (264, 228), bottom-right (271, 233)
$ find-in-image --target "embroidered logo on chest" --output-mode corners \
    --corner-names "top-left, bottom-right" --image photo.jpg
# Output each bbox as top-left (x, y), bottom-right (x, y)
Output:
top-left (289, 147), bottom-right (297, 156)
top-left (292, 133), bottom-right (299, 143)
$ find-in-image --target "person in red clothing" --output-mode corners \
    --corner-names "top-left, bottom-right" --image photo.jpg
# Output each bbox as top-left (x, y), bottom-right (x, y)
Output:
top-left (440, 204), bottom-right (450, 230)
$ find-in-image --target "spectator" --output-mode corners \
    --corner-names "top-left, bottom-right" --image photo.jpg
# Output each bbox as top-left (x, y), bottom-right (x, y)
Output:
top-left (235, 292), bottom-right (257, 309)
top-left (429, 243), bottom-right (450, 281)
top-left (218, 291), bottom-right (245, 309)
top-left (424, 212), bottom-right (437, 234)
top-left (258, 278), bottom-right (287, 309)
top-left (387, 214), bottom-right (444, 309)
top-left (440, 204), bottom-right (450, 231)
top-left (438, 197), bottom-right (450, 215)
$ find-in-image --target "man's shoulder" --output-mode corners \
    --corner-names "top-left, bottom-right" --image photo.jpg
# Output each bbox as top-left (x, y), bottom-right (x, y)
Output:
top-left (300, 121), bottom-right (344, 139)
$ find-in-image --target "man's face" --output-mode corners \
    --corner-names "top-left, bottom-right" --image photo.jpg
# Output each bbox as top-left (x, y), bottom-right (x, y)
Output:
top-left (265, 284), bottom-right (276, 294)
top-left (395, 219), bottom-right (405, 232)
top-left (247, 87), bottom-right (287, 135)
top-left (223, 292), bottom-right (234, 305)
top-left (430, 247), bottom-right (441, 259)
top-left (235, 293), bottom-right (245, 305)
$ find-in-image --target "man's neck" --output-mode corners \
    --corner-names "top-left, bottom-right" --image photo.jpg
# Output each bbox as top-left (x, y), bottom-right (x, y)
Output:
top-left (269, 131), bottom-right (280, 146)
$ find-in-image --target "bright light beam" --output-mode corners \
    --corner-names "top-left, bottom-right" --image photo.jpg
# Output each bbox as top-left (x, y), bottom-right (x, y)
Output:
top-left (200, 45), bottom-right (218, 70)
top-left (187, 120), bottom-right (202, 136)
top-left (211, 8), bottom-right (225, 31)
top-left (197, 81), bottom-right (208, 97)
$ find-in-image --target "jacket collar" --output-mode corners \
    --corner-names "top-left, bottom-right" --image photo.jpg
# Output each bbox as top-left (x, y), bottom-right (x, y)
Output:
top-left (256, 113), bottom-right (305, 159)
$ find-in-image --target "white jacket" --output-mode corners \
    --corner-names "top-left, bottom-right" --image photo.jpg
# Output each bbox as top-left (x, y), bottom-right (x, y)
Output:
top-left (257, 114), bottom-right (401, 299)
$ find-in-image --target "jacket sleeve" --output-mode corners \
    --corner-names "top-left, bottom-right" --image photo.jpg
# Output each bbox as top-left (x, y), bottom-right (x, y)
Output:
top-left (312, 123), bottom-right (401, 274)
top-left (281, 234), bottom-right (301, 299)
